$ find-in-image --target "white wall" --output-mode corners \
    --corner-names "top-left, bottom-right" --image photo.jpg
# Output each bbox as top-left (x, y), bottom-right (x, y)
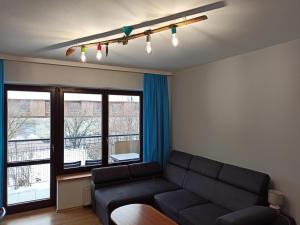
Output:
top-left (172, 38), bottom-right (300, 222)
top-left (4, 61), bottom-right (143, 90)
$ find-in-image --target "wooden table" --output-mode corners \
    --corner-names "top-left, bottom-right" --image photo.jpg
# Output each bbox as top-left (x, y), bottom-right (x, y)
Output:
top-left (111, 204), bottom-right (178, 225)
top-left (110, 153), bottom-right (140, 162)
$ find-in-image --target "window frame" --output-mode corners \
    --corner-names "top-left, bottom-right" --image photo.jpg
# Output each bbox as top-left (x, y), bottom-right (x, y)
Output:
top-left (3, 84), bottom-right (143, 213)
top-left (4, 85), bottom-right (143, 176)
top-left (57, 87), bottom-right (143, 174)
top-left (4, 84), bottom-right (57, 213)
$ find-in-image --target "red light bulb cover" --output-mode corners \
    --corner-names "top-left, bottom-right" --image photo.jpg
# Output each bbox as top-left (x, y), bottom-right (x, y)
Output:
top-left (97, 44), bottom-right (102, 51)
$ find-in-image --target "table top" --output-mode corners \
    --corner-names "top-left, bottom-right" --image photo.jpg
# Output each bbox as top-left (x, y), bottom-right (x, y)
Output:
top-left (110, 153), bottom-right (140, 162)
top-left (111, 204), bottom-right (178, 225)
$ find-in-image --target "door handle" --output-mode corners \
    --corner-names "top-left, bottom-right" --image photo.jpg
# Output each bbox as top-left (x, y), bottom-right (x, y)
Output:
top-left (51, 144), bottom-right (55, 154)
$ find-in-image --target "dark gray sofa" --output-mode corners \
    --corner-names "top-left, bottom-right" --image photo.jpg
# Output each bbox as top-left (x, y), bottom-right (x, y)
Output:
top-left (91, 150), bottom-right (278, 225)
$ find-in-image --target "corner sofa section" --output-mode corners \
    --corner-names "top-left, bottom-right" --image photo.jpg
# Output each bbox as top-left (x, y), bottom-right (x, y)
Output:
top-left (91, 162), bottom-right (179, 225)
top-left (91, 150), bottom-right (277, 225)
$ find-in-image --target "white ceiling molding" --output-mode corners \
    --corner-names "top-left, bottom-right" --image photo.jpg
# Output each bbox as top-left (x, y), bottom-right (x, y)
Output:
top-left (0, 53), bottom-right (173, 76)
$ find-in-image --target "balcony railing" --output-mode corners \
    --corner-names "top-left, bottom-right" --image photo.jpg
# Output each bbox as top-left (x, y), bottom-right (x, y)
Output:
top-left (7, 134), bottom-right (140, 164)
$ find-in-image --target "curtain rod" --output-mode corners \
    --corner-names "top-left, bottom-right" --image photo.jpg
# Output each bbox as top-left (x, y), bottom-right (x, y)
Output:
top-left (0, 53), bottom-right (173, 76)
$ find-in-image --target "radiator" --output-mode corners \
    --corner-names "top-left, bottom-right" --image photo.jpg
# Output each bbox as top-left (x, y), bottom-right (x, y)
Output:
top-left (82, 186), bottom-right (91, 206)
top-left (57, 178), bottom-right (91, 211)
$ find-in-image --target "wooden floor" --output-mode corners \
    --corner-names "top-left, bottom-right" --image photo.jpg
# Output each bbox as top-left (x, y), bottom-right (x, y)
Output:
top-left (2, 207), bottom-right (102, 225)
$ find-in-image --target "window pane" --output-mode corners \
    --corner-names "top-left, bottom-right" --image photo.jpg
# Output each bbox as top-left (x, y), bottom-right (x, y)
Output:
top-left (7, 91), bottom-right (51, 162)
top-left (64, 93), bottom-right (102, 168)
top-left (108, 95), bottom-right (140, 163)
top-left (7, 164), bottom-right (50, 205)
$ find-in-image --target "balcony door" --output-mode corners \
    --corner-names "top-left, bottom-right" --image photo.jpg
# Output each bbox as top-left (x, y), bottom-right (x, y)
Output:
top-left (4, 86), bottom-right (56, 213)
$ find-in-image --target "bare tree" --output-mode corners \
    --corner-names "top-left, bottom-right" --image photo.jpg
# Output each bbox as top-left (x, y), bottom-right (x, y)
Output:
top-left (64, 110), bottom-right (100, 149)
top-left (7, 100), bottom-right (32, 190)
top-left (86, 144), bottom-right (102, 160)
top-left (7, 101), bottom-right (29, 140)
top-left (8, 166), bottom-right (32, 190)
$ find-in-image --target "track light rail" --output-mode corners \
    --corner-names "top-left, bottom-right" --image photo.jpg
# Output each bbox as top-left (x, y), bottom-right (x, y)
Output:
top-left (66, 15), bottom-right (208, 57)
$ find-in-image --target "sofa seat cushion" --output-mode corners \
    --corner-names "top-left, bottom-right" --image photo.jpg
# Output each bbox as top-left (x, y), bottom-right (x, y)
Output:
top-left (155, 189), bottom-right (209, 221)
top-left (144, 178), bottom-right (180, 195)
top-left (95, 178), bottom-right (179, 212)
top-left (179, 203), bottom-right (231, 225)
top-left (183, 171), bottom-right (262, 211)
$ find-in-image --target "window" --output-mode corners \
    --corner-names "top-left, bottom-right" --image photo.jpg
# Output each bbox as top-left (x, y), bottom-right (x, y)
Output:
top-left (59, 88), bottom-right (143, 173)
top-left (5, 86), bottom-right (142, 178)
top-left (66, 101), bottom-right (81, 114)
top-left (111, 103), bottom-right (122, 114)
top-left (45, 100), bottom-right (50, 117)
top-left (4, 85), bottom-right (143, 212)
top-left (109, 95), bottom-right (141, 163)
top-left (93, 102), bottom-right (102, 114)
top-left (63, 93), bottom-right (102, 169)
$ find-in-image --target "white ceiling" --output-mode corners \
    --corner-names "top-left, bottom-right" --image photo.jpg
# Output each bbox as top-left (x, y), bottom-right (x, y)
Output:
top-left (0, 0), bottom-right (300, 71)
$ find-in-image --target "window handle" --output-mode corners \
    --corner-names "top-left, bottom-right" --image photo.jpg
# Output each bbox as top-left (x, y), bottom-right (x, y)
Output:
top-left (51, 144), bottom-right (55, 154)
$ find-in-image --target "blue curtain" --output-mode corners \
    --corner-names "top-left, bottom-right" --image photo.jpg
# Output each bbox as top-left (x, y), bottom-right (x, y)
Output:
top-left (143, 74), bottom-right (170, 166)
top-left (0, 60), bottom-right (3, 207)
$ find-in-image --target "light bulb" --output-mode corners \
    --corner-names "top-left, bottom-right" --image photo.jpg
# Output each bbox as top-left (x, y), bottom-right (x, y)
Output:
top-left (146, 42), bottom-right (152, 54)
top-left (81, 52), bottom-right (86, 62)
top-left (145, 34), bottom-right (152, 54)
top-left (96, 50), bottom-right (102, 60)
top-left (81, 46), bottom-right (86, 63)
top-left (171, 26), bottom-right (179, 47)
top-left (172, 33), bottom-right (179, 47)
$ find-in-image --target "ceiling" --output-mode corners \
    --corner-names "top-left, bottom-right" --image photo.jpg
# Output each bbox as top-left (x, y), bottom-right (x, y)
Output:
top-left (0, 0), bottom-right (300, 71)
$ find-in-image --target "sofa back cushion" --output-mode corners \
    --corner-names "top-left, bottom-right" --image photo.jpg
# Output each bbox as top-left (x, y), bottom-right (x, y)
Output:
top-left (218, 164), bottom-right (270, 195)
top-left (183, 171), bottom-right (263, 211)
top-left (128, 162), bottom-right (162, 178)
top-left (168, 150), bottom-right (193, 169)
top-left (92, 165), bottom-right (130, 185)
top-left (163, 150), bottom-right (192, 187)
top-left (189, 155), bottom-right (223, 178)
top-left (163, 163), bottom-right (187, 186)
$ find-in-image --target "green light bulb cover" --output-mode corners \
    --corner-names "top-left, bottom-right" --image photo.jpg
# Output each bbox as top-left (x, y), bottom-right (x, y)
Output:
top-left (81, 46), bottom-right (86, 53)
top-left (171, 26), bottom-right (177, 34)
top-left (122, 26), bottom-right (133, 36)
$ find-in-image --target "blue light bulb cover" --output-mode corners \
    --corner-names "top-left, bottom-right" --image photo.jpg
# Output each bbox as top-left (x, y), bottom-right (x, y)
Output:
top-left (122, 26), bottom-right (133, 36)
top-left (171, 26), bottom-right (177, 34)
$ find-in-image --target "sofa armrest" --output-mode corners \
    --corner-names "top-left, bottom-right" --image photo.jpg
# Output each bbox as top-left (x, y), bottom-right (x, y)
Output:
top-left (272, 214), bottom-right (296, 225)
top-left (216, 206), bottom-right (277, 225)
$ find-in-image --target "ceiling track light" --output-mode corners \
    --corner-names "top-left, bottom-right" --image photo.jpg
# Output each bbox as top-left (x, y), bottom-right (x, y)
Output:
top-left (66, 15), bottom-right (208, 62)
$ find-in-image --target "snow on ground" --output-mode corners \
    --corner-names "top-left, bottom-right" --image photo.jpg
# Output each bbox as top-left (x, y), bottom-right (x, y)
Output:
top-left (8, 182), bottom-right (50, 205)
